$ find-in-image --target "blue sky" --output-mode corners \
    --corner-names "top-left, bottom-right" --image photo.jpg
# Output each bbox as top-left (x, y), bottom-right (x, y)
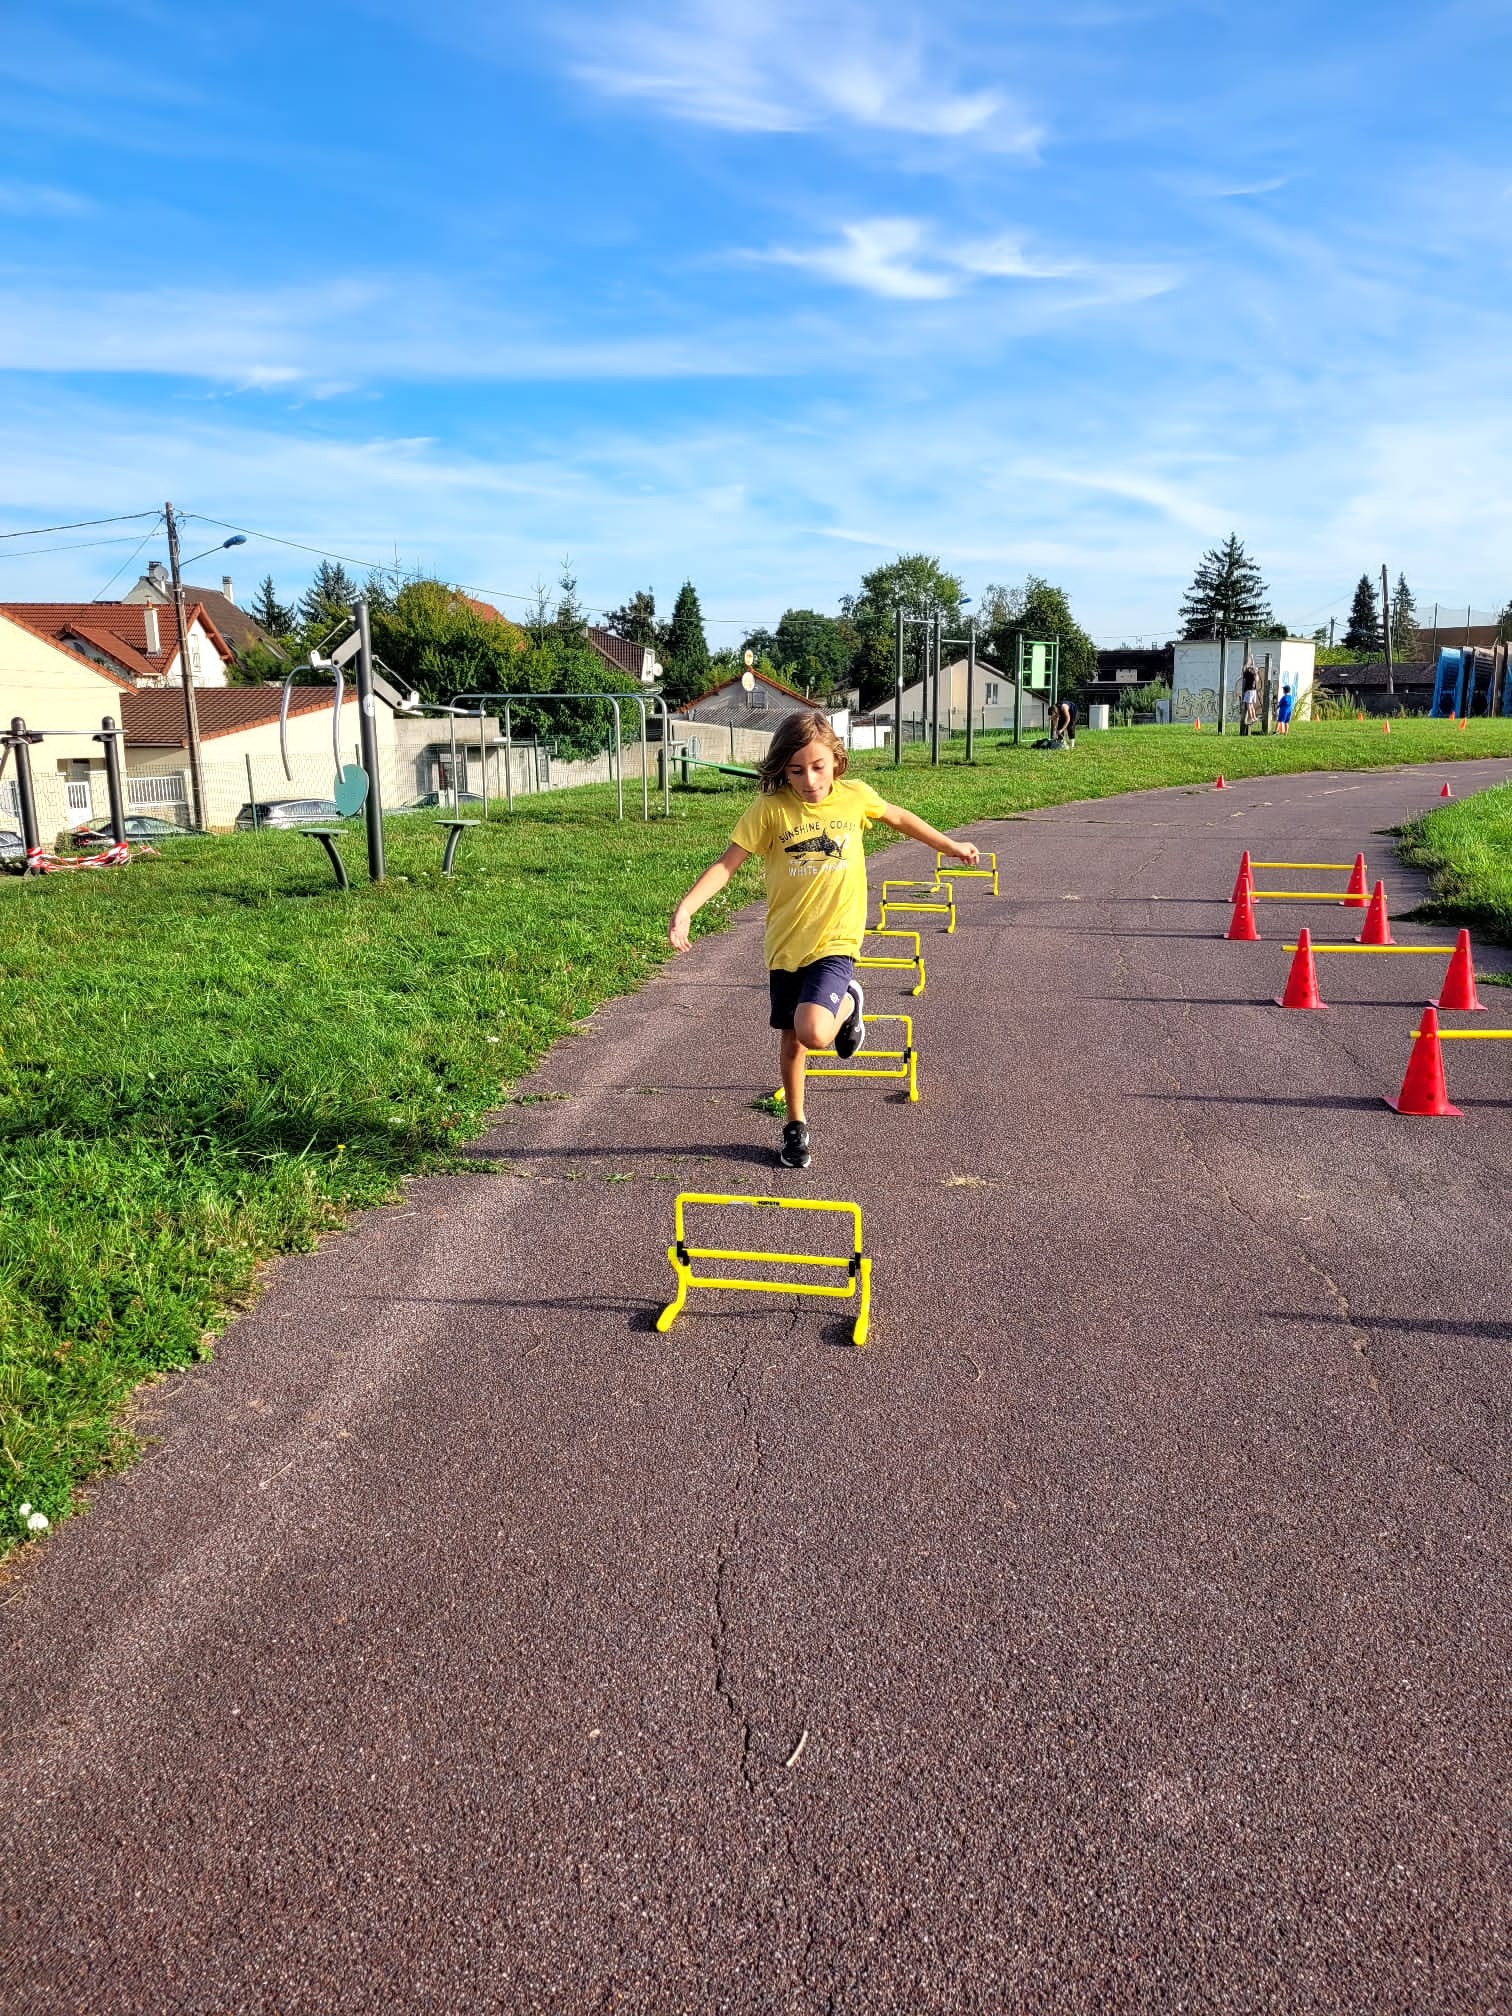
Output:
top-left (2, 0), bottom-right (1509, 642)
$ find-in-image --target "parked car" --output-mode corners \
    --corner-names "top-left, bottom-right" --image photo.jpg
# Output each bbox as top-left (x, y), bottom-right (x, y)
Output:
top-left (399, 790), bottom-right (488, 812)
top-left (69, 814), bottom-right (198, 845)
top-left (233, 799), bottom-right (343, 831)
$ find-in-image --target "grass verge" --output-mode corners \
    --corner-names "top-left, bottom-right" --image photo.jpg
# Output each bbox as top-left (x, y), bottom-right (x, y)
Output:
top-left (5, 715), bottom-right (1511, 1549)
top-left (1398, 779), bottom-right (1512, 958)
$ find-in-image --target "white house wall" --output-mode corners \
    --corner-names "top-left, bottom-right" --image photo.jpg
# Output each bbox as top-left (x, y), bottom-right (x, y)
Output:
top-left (1172, 639), bottom-right (1316, 724)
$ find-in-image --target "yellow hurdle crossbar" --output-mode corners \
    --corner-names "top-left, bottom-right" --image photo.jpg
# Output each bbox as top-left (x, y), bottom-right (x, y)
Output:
top-left (934, 849), bottom-right (1000, 897)
top-left (858, 927), bottom-right (926, 996)
top-left (784, 1012), bottom-right (919, 1103)
top-left (1285, 943), bottom-right (1454, 954)
top-left (658, 1192), bottom-right (873, 1346)
top-left (1410, 1029), bottom-right (1512, 1040)
top-left (1250, 861), bottom-right (1354, 870)
top-left (1251, 890), bottom-right (1375, 901)
top-left (878, 880), bottom-right (956, 934)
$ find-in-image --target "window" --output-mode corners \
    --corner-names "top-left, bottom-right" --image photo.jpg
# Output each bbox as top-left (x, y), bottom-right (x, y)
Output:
top-left (985, 682), bottom-right (1000, 705)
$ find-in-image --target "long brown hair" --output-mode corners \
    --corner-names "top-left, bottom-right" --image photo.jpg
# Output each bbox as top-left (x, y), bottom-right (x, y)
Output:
top-left (757, 709), bottom-right (849, 794)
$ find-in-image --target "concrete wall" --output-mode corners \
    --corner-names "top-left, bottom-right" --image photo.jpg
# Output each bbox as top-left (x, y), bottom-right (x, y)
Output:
top-left (1172, 638), bottom-right (1316, 725)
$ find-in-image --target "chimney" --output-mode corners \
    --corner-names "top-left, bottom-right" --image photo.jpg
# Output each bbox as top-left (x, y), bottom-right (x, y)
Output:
top-left (142, 606), bottom-right (160, 654)
top-left (147, 560), bottom-right (171, 595)
top-left (222, 575), bottom-right (235, 605)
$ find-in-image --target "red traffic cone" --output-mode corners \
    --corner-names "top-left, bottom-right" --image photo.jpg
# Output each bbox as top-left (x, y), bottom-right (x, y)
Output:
top-left (1383, 720), bottom-right (1392, 735)
top-left (1230, 851), bottom-right (1254, 903)
top-left (1440, 781), bottom-right (1453, 798)
top-left (1215, 773), bottom-right (1227, 789)
top-left (1225, 882), bottom-right (1260, 942)
top-left (1356, 711), bottom-right (1365, 722)
top-left (1342, 852), bottom-right (1368, 908)
top-left (1433, 929), bottom-right (1483, 1012)
top-left (1459, 719), bottom-right (1468, 733)
top-left (1193, 718), bottom-right (1202, 731)
top-left (1385, 1005), bottom-right (1462, 1116)
top-left (1357, 880), bottom-right (1393, 946)
top-left (1275, 929), bottom-right (1327, 1010)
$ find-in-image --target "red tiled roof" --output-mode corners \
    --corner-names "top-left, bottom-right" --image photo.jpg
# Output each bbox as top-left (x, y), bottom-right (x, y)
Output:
top-left (458, 594), bottom-right (527, 643)
top-left (122, 684), bottom-right (354, 746)
top-left (587, 627), bottom-right (648, 680)
top-left (1, 601), bottom-right (232, 681)
top-left (680, 668), bottom-right (819, 710)
top-left (0, 606), bottom-right (134, 689)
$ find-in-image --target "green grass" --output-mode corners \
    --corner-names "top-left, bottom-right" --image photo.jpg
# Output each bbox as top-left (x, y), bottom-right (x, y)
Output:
top-left (6, 714), bottom-right (1512, 1549)
top-left (1399, 779), bottom-right (1512, 955)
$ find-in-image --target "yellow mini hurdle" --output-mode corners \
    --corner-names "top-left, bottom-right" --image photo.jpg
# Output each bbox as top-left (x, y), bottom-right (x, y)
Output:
top-left (782, 1012), bottom-right (919, 1102)
top-left (878, 879), bottom-right (956, 934)
top-left (657, 1192), bottom-right (873, 1347)
top-left (858, 926), bottom-right (926, 997)
top-left (935, 848), bottom-right (999, 897)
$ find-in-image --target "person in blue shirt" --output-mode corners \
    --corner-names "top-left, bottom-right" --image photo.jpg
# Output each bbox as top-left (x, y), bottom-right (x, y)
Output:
top-left (1276, 684), bottom-right (1294, 737)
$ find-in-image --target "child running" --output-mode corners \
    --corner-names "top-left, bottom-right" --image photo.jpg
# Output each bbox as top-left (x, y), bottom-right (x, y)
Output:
top-left (668, 711), bottom-right (978, 1169)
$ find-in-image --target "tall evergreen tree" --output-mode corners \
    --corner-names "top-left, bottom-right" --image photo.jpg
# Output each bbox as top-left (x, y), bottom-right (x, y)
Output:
top-left (606, 589), bottom-right (658, 647)
top-left (1178, 535), bottom-right (1274, 638)
top-left (249, 573), bottom-right (295, 636)
top-left (661, 581), bottom-right (710, 705)
top-left (298, 559), bottom-right (359, 630)
top-left (1343, 574), bottom-right (1382, 654)
top-left (1390, 573), bottom-right (1418, 657)
top-left (554, 557), bottom-right (588, 644)
top-left (1498, 597), bottom-right (1512, 645)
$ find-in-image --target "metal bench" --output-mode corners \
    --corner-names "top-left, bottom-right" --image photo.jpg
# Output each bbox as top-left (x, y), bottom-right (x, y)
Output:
top-left (436, 817), bottom-right (480, 876)
top-left (296, 828), bottom-right (349, 890)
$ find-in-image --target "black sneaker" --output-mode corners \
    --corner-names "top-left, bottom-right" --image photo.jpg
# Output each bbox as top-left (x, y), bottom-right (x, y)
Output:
top-left (778, 1120), bottom-right (811, 1169)
top-left (834, 979), bottom-right (866, 1060)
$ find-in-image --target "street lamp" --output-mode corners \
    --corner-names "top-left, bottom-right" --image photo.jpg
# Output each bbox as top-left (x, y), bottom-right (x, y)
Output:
top-left (164, 509), bottom-right (247, 829)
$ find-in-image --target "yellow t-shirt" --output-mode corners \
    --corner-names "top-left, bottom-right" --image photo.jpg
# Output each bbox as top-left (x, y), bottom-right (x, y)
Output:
top-left (731, 778), bottom-right (888, 971)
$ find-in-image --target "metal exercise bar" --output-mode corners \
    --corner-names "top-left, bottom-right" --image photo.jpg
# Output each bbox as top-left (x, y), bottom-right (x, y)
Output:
top-left (454, 689), bottom-right (672, 820)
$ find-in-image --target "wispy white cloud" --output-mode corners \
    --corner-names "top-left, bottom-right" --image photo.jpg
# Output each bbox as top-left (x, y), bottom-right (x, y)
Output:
top-left (555, 0), bottom-right (1040, 151)
top-left (750, 217), bottom-right (1177, 305)
top-left (0, 180), bottom-right (92, 217)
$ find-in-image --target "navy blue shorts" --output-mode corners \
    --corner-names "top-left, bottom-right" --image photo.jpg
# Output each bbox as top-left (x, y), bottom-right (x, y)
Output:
top-left (769, 955), bottom-right (855, 1031)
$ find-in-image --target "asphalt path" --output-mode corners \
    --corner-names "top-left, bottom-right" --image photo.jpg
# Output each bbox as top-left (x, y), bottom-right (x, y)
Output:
top-left (3, 759), bottom-right (1509, 2014)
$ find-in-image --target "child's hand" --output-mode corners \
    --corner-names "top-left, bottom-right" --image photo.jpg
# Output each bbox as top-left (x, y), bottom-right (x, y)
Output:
top-left (950, 841), bottom-right (980, 867)
top-left (669, 905), bottom-right (693, 952)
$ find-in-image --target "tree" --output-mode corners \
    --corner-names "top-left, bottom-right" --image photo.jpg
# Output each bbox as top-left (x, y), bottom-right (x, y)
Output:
top-left (741, 627), bottom-right (779, 666)
top-left (554, 557), bottom-right (588, 645)
top-left (606, 589), bottom-right (658, 648)
top-left (840, 553), bottom-right (965, 710)
top-left (298, 559), bottom-right (360, 632)
top-left (1498, 598), bottom-right (1512, 645)
top-left (249, 574), bottom-right (295, 637)
top-left (977, 575), bottom-right (1097, 692)
top-left (1178, 535), bottom-right (1274, 638)
top-left (771, 609), bottom-right (860, 699)
top-left (1343, 574), bottom-right (1382, 654)
top-left (1390, 573), bottom-right (1418, 657)
top-left (661, 581), bottom-right (710, 706)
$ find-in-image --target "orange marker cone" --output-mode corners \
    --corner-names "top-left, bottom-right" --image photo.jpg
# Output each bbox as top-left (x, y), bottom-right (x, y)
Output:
top-left (1342, 852), bottom-right (1368, 908)
top-left (1275, 929), bottom-right (1327, 1010)
top-left (1434, 929), bottom-right (1483, 1012)
top-left (1356, 711), bottom-right (1364, 722)
top-left (1193, 718), bottom-right (1202, 731)
top-left (1357, 880), bottom-right (1393, 946)
top-left (1230, 851), bottom-right (1254, 903)
top-left (1215, 773), bottom-right (1227, 789)
top-left (1385, 1005), bottom-right (1462, 1116)
top-left (1225, 882), bottom-right (1260, 942)
top-left (1459, 719), bottom-right (1468, 733)
top-left (1384, 720), bottom-right (1392, 735)
top-left (1440, 781), bottom-right (1453, 797)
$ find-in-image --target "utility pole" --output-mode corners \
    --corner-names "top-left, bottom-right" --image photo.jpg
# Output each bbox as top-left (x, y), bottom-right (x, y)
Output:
top-left (893, 606), bottom-right (904, 766)
top-left (1328, 616), bottom-right (1335, 649)
top-left (964, 621), bottom-right (976, 762)
top-left (929, 611), bottom-right (942, 765)
top-left (165, 502), bottom-right (208, 830)
top-left (1381, 563), bottom-right (1394, 698)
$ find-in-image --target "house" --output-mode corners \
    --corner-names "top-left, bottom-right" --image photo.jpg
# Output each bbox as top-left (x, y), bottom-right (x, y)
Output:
top-left (587, 626), bottom-right (663, 685)
top-left (677, 668), bottom-right (824, 734)
top-left (1172, 636), bottom-right (1316, 724)
top-left (1313, 661), bottom-right (1437, 714)
top-left (899, 656), bottom-right (1048, 735)
top-left (0, 608), bottom-right (134, 836)
top-left (1, 600), bottom-right (234, 689)
top-left (124, 564), bottom-right (274, 662)
top-left (121, 683), bottom-right (402, 830)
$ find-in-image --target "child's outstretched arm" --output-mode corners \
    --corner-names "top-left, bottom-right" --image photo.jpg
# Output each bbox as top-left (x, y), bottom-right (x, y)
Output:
top-left (669, 843), bottom-right (750, 951)
top-left (874, 802), bottom-right (980, 866)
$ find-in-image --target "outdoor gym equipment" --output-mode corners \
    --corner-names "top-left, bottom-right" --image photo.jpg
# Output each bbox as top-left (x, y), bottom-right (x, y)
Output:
top-left (1, 715), bottom-right (135, 875)
top-left (857, 927), bottom-right (926, 997)
top-left (277, 600), bottom-right (386, 885)
top-left (784, 1012), bottom-right (919, 1103)
top-left (878, 879), bottom-right (956, 934)
top-left (657, 1193), bottom-right (873, 1347)
top-left (935, 848), bottom-right (999, 897)
top-left (453, 689), bottom-right (673, 822)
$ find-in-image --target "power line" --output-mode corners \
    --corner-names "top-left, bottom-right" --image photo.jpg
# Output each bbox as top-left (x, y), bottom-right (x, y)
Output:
top-left (92, 519), bottom-right (165, 602)
top-left (0, 533), bottom-right (160, 562)
top-left (0, 510), bottom-right (160, 541)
